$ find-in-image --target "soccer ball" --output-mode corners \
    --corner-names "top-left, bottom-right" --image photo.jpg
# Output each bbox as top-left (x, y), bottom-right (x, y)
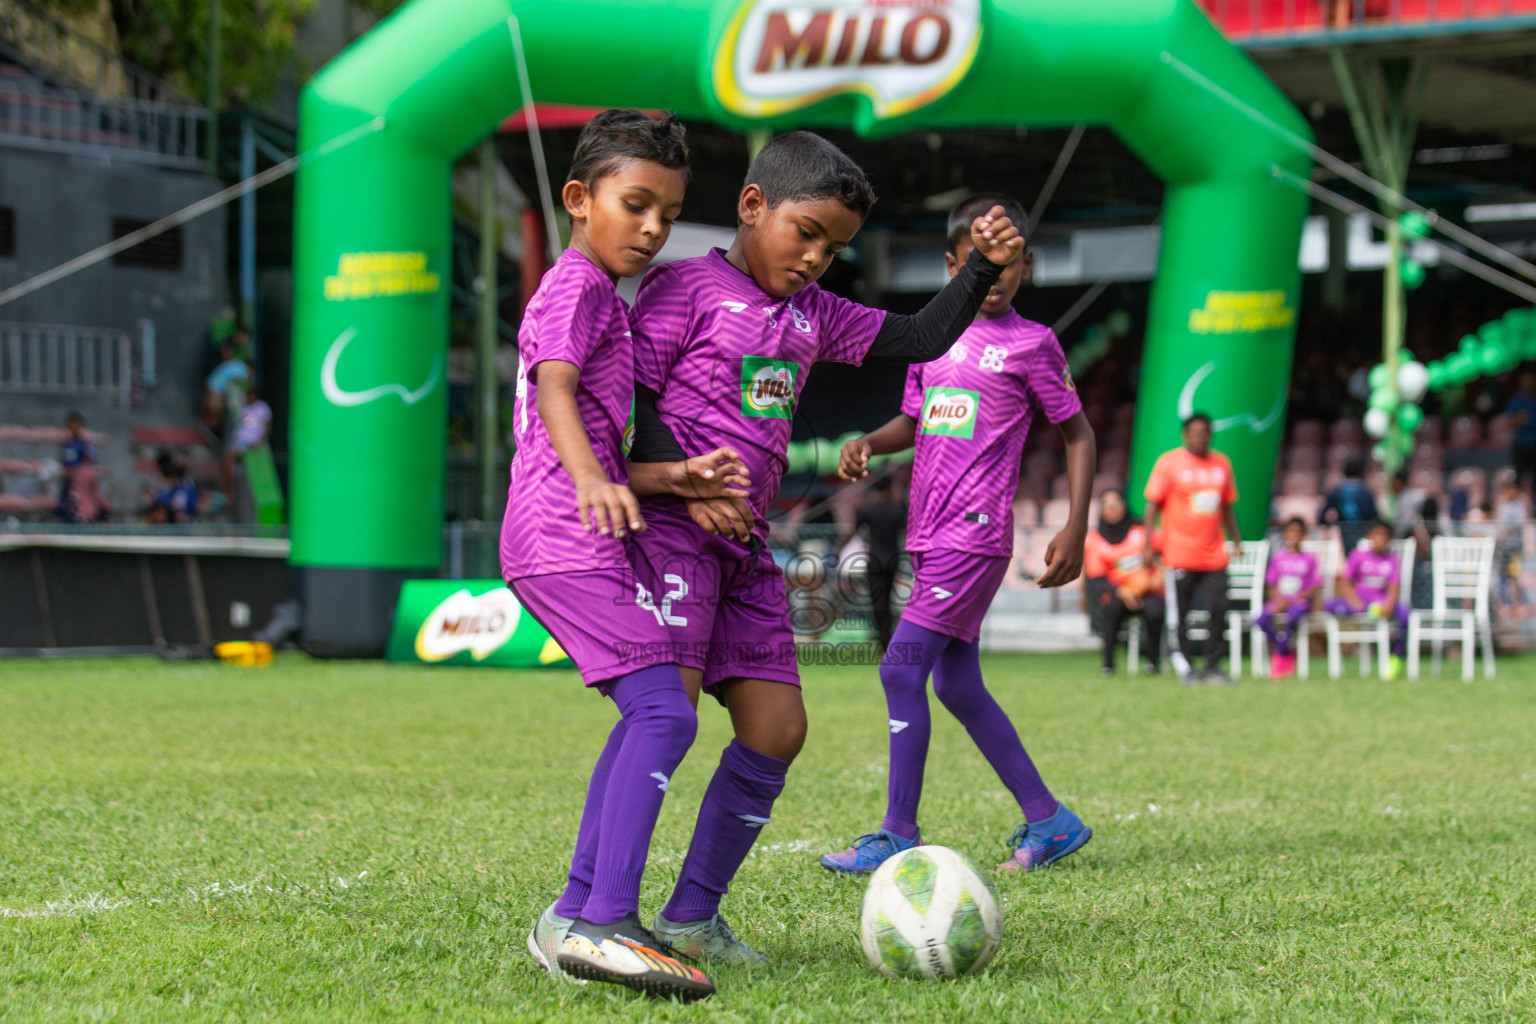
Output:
top-left (859, 845), bottom-right (1003, 980)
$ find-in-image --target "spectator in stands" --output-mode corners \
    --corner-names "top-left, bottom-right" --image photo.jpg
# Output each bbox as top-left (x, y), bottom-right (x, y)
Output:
top-left (1085, 488), bottom-right (1163, 676)
top-left (1390, 468), bottom-right (1427, 534)
top-left (221, 384), bottom-right (272, 500)
top-left (202, 336), bottom-right (251, 435)
top-left (855, 473), bottom-right (906, 649)
top-left (1505, 371), bottom-right (1536, 497)
top-left (56, 411), bottom-right (110, 524)
top-left (144, 451), bottom-right (198, 524)
top-left (1320, 454), bottom-right (1379, 551)
top-left (1143, 412), bottom-right (1241, 684)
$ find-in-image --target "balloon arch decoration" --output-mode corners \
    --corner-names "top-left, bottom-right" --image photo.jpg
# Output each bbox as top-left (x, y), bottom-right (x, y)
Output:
top-left (289, 0), bottom-right (1311, 654)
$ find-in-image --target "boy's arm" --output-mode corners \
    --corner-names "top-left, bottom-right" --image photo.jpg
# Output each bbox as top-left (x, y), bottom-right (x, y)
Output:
top-left (627, 449), bottom-right (750, 499)
top-left (535, 360), bottom-right (642, 538)
top-left (1142, 501), bottom-right (1162, 562)
top-left (1037, 411), bottom-right (1095, 587)
top-left (1335, 571), bottom-right (1359, 606)
top-left (862, 248), bottom-right (1005, 365)
top-left (859, 210), bottom-right (1022, 365)
top-left (1223, 504), bottom-right (1243, 545)
top-left (839, 413), bottom-right (918, 481)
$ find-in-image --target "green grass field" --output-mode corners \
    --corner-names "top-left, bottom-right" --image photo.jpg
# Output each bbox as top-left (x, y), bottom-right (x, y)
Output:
top-left (2, 653), bottom-right (1533, 1023)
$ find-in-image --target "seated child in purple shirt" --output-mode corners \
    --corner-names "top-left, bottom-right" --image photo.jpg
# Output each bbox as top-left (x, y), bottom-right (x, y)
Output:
top-left (1256, 517), bottom-right (1323, 678)
top-left (1325, 520), bottom-right (1410, 667)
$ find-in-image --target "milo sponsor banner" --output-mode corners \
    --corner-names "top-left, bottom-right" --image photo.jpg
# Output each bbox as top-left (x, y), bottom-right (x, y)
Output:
top-left (713, 0), bottom-right (983, 123)
top-left (385, 579), bottom-right (573, 669)
top-left (919, 386), bottom-right (979, 438)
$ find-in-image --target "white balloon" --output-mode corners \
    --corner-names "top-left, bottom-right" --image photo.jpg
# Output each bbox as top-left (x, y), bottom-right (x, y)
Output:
top-left (1397, 361), bottom-right (1429, 403)
top-left (1364, 408), bottom-right (1391, 439)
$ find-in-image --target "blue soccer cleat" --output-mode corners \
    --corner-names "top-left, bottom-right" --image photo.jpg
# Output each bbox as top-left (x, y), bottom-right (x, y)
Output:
top-left (819, 827), bottom-right (922, 875)
top-left (997, 803), bottom-right (1092, 873)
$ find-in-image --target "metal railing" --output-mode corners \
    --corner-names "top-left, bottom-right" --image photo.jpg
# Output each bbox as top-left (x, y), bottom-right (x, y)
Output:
top-left (1198, 0), bottom-right (1536, 42)
top-left (0, 79), bottom-right (207, 169)
top-left (0, 0), bottom-right (199, 107)
top-left (0, 321), bottom-right (138, 407)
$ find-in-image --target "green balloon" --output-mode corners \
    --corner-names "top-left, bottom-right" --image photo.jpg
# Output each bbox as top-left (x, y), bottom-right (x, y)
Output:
top-left (1481, 343), bottom-right (1505, 371)
top-left (1460, 334), bottom-right (1480, 355)
top-left (1400, 258), bottom-right (1425, 290)
top-left (1400, 210), bottom-right (1432, 239)
top-left (1397, 432), bottom-right (1417, 456)
top-left (1427, 362), bottom-right (1448, 390)
top-left (1369, 388), bottom-right (1399, 412)
top-left (1369, 364), bottom-right (1389, 389)
top-left (1398, 348), bottom-right (1416, 366)
top-left (1398, 404), bottom-right (1423, 432)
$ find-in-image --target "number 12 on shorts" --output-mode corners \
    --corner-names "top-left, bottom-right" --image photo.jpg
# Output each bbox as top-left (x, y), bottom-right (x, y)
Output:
top-left (637, 575), bottom-right (688, 627)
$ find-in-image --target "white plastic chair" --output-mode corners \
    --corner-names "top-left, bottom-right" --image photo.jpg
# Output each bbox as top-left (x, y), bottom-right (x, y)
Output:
top-left (1406, 536), bottom-right (1496, 682)
top-left (1324, 538), bottom-right (1414, 679)
top-left (1223, 540), bottom-right (1270, 678)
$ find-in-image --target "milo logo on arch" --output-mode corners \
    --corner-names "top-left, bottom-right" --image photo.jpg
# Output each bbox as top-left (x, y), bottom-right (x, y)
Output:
top-left (741, 356), bottom-right (799, 419)
top-left (920, 386), bottom-right (979, 438)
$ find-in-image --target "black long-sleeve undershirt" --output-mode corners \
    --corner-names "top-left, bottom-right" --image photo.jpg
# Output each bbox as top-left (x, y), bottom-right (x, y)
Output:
top-left (629, 382), bottom-right (686, 463)
top-left (862, 246), bottom-right (1004, 364)
top-left (627, 248), bottom-right (1006, 462)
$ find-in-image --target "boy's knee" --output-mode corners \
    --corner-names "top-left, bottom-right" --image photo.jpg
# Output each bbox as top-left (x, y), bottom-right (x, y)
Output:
top-left (878, 658), bottom-right (924, 695)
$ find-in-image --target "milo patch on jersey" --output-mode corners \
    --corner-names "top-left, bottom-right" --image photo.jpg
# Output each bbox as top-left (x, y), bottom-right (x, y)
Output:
top-left (740, 356), bottom-right (798, 419)
top-left (920, 386), bottom-right (980, 438)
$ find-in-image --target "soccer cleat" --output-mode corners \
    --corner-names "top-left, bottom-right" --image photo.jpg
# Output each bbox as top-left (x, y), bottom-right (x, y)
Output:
top-left (1201, 668), bottom-right (1235, 686)
top-left (556, 914), bottom-right (714, 1000)
top-left (819, 826), bottom-right (922, 875)
top-left (1170, 651), bottom-right (1199, 685)
top-left (1386, 654), bottom-right (1404, 681)
top-left (527, 901), bottom-right (585, 985)
top-left (652, 911), bottom-right (768, 964)
top-left (1100, 665), bottom-right (1115, 677)
top-left (998, 803), bottom-right (1093, 873)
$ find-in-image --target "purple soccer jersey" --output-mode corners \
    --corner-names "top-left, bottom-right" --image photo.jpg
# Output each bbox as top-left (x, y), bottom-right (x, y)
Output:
top-left (501, 249), bottom-right (634, 579)
top-left (1346, 547), bottom-right (1401, 605)
top-left (901, 311), bottom-right (1082, 557)
top-left (630, 249), bottom-right (885, 538)
top-left (1267, 549), bottom-right (1321, 599)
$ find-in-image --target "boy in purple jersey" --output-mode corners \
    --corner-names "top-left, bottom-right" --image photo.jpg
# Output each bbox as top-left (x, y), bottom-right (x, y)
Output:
top-left (1255, 517), bottom-right (1322, 679)
top-left (1325, 520), bottom-right (1410, 677)
top-left (818, 194), bottom-right (1097, 876)
top-left (505, 110), bottom-right (750, 1001)
top-left (625, 133), bottom-right (1023, 962)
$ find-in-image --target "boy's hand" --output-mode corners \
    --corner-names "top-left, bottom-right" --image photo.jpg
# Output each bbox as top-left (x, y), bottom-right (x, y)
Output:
top-left (1037, 527), bottom-right (1086, 588)
top-left (575, 475), bottom-right (644, 538)
top-left (686, 496), bottom-right (755, 541)
top-left (668, 446), bottom-right (751, 500)
top-left (839, 438), bottom-right (872, 481)
top-left (971, 205), bottom-right (1025, 267)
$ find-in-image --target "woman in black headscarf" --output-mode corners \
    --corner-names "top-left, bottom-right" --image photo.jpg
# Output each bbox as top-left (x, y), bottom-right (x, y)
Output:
top-left (1084, 488), bottom-right (1165, 675)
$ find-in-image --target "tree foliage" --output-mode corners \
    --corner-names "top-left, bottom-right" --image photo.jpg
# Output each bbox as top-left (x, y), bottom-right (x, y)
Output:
top-left (51, 0), bottom-right (316, 108)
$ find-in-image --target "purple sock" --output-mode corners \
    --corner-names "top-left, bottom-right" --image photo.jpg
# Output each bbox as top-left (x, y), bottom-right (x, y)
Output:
top-left (880, 620), bottom-right (950, 839)
top-left (579, 665), bottom-right (697, 926)
top-left (553, 718), bottom-right (627, 919)
top-left (932, 638), bottom-right (1059, 823)
top-left (661, 739), bottom-right (789, 924)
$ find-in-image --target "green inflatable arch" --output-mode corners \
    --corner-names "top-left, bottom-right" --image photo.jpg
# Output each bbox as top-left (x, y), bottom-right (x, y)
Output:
top-left (291, 0), bottom-right (1310, 655)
